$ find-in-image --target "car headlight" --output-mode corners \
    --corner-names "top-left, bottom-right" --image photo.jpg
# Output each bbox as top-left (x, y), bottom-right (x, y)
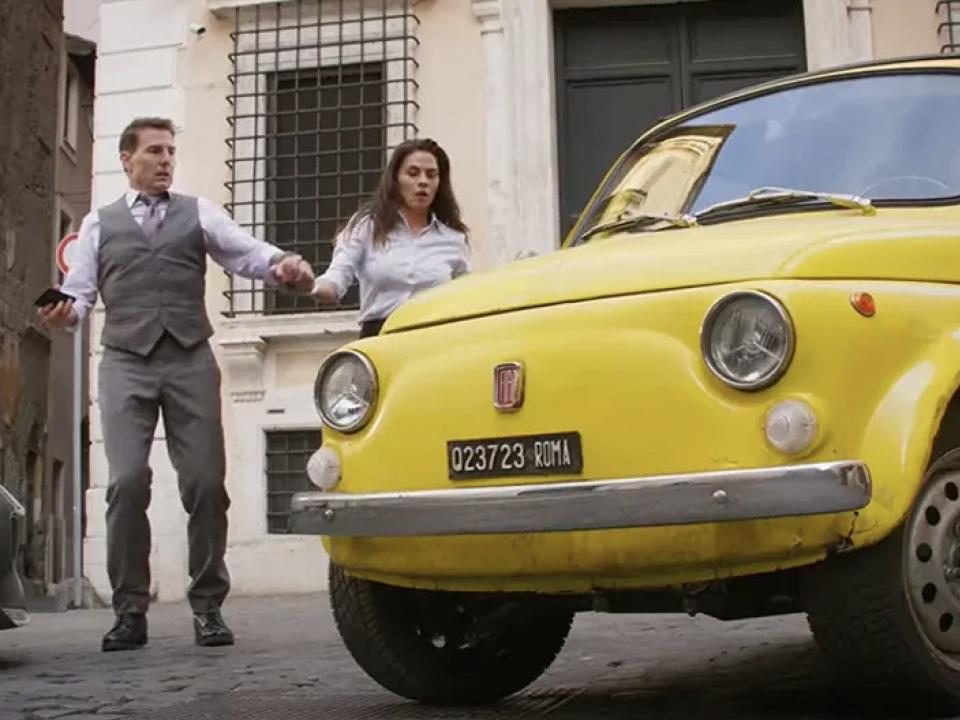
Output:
top-left (700, 291), bottom-right (795, 391)
top-left (314, 350), bottom-right (378, 433)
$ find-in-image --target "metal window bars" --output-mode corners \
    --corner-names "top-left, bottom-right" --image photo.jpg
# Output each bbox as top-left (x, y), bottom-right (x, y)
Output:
top-left (264, 429), bottom-right (322, 533)
top-left (939, 0), bottom-right (960, 54)
top-left (225, 0), bottom-right (419, 316)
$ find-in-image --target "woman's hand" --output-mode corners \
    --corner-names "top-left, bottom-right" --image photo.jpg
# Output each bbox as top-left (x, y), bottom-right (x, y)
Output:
top-left (311, 279), bottom-right (339, 306)
top-left (271, 255), bottom-right (315, 292)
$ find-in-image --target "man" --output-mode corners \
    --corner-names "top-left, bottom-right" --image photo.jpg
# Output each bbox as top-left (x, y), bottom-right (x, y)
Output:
top-left (39, 117), bottom-right (315, 651)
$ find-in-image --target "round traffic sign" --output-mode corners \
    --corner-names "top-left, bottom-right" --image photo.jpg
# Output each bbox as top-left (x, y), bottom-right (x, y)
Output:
top-left (56, 232), bottom-right (79, 275)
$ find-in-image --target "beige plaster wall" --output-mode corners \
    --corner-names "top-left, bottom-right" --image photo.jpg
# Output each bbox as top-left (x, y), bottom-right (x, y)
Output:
top-left (174, 4), bottom-right (236, 324)
top-left (65, 0), bottom-right (101, 43)
top-left (274, 348), bottom-right (324, 388)
top-left (872, 0), bottom-right (942, 58)
top-left (412, 0), bottom-right (488, 264)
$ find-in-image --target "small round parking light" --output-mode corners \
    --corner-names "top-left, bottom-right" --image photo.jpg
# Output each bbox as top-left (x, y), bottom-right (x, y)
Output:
top-left (306, 447), bottom-right (342, 491)
top-left (850, 292), bottom-right (876, 317)
top-left (765, 399), bottom-right (819, 455)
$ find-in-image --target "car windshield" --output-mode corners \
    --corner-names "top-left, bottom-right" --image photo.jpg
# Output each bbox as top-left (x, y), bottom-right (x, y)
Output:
top-left (575, 73), bottom-right (960, 243)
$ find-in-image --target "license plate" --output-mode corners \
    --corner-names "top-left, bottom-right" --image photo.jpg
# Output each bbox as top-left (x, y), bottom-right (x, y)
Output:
top-left (447, 432), bottom-right (583, 480)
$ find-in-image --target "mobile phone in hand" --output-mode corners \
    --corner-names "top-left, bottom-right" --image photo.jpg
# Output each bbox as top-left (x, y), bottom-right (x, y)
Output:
top-left (34, 288), bottom-right (75, 308)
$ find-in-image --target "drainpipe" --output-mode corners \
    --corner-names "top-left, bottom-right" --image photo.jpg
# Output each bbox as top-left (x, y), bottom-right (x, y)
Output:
top-left (847, 0), bottom-right (874, 63)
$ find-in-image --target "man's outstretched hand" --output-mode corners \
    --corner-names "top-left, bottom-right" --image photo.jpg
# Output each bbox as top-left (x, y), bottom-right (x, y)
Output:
top-left (271, 255), bottom-right (315, 293)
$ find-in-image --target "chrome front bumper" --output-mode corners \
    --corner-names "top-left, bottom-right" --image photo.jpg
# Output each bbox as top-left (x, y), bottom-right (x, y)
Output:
top-left (289, 460), bottom-right (871, 537)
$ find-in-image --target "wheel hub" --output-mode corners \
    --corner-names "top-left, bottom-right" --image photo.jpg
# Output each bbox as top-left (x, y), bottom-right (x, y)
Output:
top-left (411, 598), bottom-right (496, 656)
top-left (906, 474), bottom-right (960, 655)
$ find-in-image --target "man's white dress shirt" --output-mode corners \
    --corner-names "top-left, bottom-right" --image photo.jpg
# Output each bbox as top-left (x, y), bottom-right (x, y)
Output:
top-left (62, 190), bottom-right (282, 322)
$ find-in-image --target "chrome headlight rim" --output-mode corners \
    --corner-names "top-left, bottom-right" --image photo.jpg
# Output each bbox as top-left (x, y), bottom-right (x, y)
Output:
top-left (313, 349), bottom-right (379, 433)
top-left (700, 290), bottom-right (795, 392)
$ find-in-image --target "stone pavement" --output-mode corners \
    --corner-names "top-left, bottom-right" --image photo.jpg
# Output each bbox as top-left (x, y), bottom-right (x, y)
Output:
top-left (0, 593), bottom-right (944, 720)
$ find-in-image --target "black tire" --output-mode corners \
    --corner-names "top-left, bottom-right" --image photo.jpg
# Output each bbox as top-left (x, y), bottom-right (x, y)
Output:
top-left (804, 454), bottom-right (960, 716)
top-left (329, 562), bottom-right (574, 705)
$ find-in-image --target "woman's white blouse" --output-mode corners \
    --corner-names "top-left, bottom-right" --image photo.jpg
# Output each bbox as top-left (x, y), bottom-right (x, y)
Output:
top-left (315, 213), bottom-right (471, 322)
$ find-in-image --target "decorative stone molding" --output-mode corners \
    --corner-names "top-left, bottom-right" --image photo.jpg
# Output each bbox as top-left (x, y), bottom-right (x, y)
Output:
top-left (502, 1), bottom-right (561, 257)
top-left (219, 310), bottom-right (361, 341)
top-left (470, 0), bottom-right (561, 264)
top-left (217, 334), bottom-right (267, 403)
top-left (207, 0), bottom-right (407, 19)
top-left (216, 312), bottom-right (360, 402)
top-left (470, 0), bottom-right (516, 268)
top-left (471, 0), bottom-right (504, 34)
top-left (802, 0), bottom-right (873, 70)
top-left (205, 0), bottom-right (293, 17)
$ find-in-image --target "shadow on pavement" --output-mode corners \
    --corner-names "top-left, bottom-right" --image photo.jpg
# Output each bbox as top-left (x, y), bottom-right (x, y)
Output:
top-left (141, 641), bottom-right (931, 720)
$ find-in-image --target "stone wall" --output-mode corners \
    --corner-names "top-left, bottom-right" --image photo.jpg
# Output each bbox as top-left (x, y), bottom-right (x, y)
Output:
top-left (0, 0), bottom-right (65, 590)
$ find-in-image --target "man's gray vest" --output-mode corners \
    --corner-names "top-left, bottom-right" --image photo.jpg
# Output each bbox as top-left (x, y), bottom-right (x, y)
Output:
top-left (97, 193), bottom-right (213, 356)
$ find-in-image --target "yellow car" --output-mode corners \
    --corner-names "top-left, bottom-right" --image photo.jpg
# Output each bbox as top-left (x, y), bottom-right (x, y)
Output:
top-left (292, 56), bottom-right (960, 711)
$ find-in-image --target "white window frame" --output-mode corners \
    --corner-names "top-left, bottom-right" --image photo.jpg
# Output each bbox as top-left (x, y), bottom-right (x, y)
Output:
top-left (62, 61), bottom-right (81, 157)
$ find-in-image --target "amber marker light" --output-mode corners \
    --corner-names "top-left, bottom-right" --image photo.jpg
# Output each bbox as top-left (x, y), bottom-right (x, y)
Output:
top-left (850, 292), bottom-right (876, 317)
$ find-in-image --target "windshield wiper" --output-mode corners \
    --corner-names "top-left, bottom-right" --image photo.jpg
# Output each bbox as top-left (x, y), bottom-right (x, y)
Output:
top-left (696, 186), bottom-right (876, 220)
top-left (581, 212), bottom-right (698, 241)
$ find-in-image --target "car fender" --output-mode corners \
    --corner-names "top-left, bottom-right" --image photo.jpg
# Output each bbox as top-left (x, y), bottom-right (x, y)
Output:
top-left (855, 329), bottom-right (960, 547)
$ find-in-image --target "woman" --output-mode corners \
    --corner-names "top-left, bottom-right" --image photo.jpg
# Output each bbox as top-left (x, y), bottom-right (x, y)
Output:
top-left (312, 138), bottom-right (470, 338)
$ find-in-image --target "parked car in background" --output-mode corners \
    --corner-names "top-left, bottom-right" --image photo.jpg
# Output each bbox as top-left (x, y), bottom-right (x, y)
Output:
top-left (293, 56), bottom-right (960, 713)
top-left (0, 483), bottom-right (28, 631)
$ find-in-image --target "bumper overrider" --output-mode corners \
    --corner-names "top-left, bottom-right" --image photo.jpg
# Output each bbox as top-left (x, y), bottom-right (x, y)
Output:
top-left (289, 460), bottom-right (871, 537)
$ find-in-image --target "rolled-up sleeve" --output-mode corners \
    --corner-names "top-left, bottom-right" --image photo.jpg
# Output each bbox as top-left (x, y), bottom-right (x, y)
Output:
top-left (199, 197), bottom-right (283, 282)
top-left (60, 211), bottom-right (101, 323)
top-left (316, 219), bottom-right (368, 299)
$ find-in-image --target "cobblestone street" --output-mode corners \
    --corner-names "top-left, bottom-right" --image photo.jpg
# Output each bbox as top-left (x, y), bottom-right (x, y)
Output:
top-left (1, 593), bottom-right (937, 720)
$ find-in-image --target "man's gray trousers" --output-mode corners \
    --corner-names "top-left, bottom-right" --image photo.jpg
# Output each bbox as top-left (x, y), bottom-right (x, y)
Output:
top-left (99, 333), bottom-right (230, 616)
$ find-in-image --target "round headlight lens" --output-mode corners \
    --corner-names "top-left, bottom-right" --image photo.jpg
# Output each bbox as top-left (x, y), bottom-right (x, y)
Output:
top-left (314, 351), bottom-right (378, 432)
top-left (701, 291), bottom-right (794, 390)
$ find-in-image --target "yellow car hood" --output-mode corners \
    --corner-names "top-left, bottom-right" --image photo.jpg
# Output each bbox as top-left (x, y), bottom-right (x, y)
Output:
top-left (386, 208), bottom-right (960, 332)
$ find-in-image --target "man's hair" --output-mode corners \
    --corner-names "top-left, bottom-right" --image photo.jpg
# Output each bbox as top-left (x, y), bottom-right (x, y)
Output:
top-left (118, 117), bottom-right (175, 154)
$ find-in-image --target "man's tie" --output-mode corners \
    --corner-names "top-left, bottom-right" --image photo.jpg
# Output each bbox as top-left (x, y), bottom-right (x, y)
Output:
top-left (139, 195), bottom-right (162, 238)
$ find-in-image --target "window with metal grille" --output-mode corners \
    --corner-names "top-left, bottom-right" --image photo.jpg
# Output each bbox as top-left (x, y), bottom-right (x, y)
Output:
top-left (265, 429), bottom-right (322, 534)
top-left (225, 0), bottom-right (419, 316)
top-left (940, 1), bottom-right (960, 53)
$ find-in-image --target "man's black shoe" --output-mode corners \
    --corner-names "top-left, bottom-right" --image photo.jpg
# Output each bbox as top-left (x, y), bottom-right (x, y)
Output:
top-left (193, 610), bottom-right (234, 647)
top-left (102, 614), bottom-right (148, 652)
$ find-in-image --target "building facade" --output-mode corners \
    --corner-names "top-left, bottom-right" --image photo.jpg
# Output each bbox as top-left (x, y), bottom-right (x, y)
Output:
top-left (47, 0), bottom-right (98, 600)
top-left (85, 0), bottom-right (956, 603)
top-left (0, 0), bottom-right (65, 597)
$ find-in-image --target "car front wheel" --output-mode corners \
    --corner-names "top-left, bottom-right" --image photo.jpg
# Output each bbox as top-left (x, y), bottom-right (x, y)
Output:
top-left (804, 452), bottom-right (960, 715)
top-left (328, 562), bottom-right (574, 705)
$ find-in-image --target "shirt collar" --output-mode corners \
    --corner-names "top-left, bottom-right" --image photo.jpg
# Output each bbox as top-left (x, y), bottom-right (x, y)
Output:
top-left (398, 211), bottom-right (441, 235)
top-left (126, 189), bottom-right (170, 207)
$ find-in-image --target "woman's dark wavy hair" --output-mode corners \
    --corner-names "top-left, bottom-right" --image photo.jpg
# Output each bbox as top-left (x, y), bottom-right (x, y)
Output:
top-left (345, 138), bottom-right (468, 247)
